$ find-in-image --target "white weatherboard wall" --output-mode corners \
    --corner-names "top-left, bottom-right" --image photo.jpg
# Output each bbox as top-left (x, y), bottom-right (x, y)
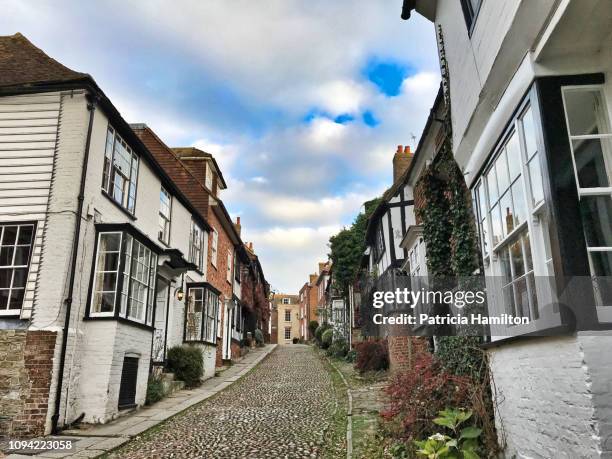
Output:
top-left (488, 333), bottom-right (612, 459)
top-left (0, 92), bottom-right (63, 320)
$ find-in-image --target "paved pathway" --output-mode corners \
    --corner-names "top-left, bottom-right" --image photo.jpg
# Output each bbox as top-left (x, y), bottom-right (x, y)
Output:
top-left (108, 345), bottom-right (338, 459)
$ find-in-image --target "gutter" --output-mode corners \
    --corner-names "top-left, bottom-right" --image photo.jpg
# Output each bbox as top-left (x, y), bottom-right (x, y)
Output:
top-left (51, 93), bottom-right (97, 434)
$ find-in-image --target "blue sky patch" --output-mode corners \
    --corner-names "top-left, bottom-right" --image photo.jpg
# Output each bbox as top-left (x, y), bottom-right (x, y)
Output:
top-left (362, 110), bottom-right (379, 127)
top-left (363, 58), bottom-right (413, 97)
top-left (334, 113), bottom-right (355, 124)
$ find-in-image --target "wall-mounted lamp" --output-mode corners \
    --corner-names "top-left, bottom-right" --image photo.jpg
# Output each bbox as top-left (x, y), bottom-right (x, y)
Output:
top-left (176, 287), bottom-right (184, 302)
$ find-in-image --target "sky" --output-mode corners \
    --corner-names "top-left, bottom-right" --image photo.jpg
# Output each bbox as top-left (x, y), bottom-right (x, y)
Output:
top-left (2, 0), bottom-right (440, 293)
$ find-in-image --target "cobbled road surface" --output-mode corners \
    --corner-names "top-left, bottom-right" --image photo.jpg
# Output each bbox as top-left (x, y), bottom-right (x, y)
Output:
top-left (109, 345), bottom-right (339, 459)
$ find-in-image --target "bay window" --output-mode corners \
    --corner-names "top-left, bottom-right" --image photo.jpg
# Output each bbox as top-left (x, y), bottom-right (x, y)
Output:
top-left (184, 284), bottom-right (220, 344)
top-left (562, 85), bottom-right (612, 308)
top-left (0, 223), bottom-right (35, 315)
top-left (102, 126), bottom-right (139, 214)
top-left (472, 90), bottom-right (556, 333)
top-left (89, 229), bottom-right (158, 326)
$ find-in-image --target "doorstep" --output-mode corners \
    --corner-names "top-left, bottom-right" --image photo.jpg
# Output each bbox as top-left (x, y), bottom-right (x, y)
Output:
top-left (3, 344), bottom-right (277, 459)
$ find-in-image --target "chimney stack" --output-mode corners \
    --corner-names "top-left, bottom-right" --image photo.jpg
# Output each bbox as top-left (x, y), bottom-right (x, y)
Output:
top-left (235, 216), bottom-right (241, 236)
top-left (393, 145), bottom-right (414, 183)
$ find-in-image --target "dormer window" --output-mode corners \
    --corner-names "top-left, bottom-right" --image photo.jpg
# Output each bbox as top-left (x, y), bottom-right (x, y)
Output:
top-left (102, 126), bottom-right (139, 214)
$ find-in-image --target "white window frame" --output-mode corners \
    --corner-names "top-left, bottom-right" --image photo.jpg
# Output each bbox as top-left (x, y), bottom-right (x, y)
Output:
top-left (0, 223), bottom-right (35, 316)
top-left (561, 84), bottom-right (612, 316)
top-left (184, 285), bottom-right (220, 344)
top-left (284, 327), bottom-right (291, 340)
top-left (226, 249), bottom-right (232, 283)
top-left (158, 187), bottom-right (172, 245)
top-left (282, 297), bottom-right (290, 305)
top-left (211, 228), bottom-right (219, 268)
top-left (102, 126), bottom-right (139, 214)
top-left (472, 97), bottom-right (559, 338)
top-left (90, 231), bottom-right (157, 325)
top-left (189, 220), bottom-right (205, 272)
top-left (285, 309), bottom-right (291, 322)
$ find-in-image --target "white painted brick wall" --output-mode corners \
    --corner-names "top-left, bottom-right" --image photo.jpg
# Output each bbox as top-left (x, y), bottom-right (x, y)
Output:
top-left (22, 92), bottom-right (214, 429)
top-left (488, 333), bottom-right (612, 458)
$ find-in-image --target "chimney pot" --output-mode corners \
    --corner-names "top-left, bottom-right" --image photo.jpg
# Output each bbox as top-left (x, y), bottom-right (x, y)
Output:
top-left (396, 145), bottom-right (403, 153)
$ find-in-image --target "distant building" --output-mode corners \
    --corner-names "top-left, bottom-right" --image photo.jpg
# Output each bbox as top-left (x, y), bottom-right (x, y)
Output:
top-left (273, 294), bottom-right (300, 344)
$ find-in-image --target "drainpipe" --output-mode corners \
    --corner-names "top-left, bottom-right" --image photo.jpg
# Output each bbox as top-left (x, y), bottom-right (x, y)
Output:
top-left (51, 94), bottom-right (96, 434)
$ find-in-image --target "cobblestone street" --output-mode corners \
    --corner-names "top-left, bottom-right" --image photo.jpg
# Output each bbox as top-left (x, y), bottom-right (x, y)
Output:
top-left (108, 345), bottom-right (343, 459)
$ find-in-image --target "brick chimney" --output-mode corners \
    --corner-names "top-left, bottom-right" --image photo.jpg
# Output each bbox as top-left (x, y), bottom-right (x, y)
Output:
top-left (393, 145), bottom-right (413, 183)
top-left (235, 216), bottom-right (241, 236)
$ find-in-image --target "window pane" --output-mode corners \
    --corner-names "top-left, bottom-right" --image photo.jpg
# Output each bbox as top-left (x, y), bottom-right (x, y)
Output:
top-left (527, 272), bottom-right (539, 320)
top-left (495, 149), bottom-right (510, 194)
top-left (0, 270), bottom-right (11, 288)
top-left (511, 180), bottom-right (526, 227)
top-left (510, 238), bottom-right (525, 277)
top-left (521, 108), bottom-right (538, 159)
top-left (564, 89), bottom-right (611, 136)
top-left (102, 233), bottom-right (121, 252)
top-left (580, 195), bottom-right (612, 248)
top-left (514, 277), bottom-right (529, 317)
top-left (12, 268), bottom-right (27, 288)
top-left (500, 191), bottom-right (513, 237)
top-left (0, 247), bottom-right (14, 266)
top-left (590, 251), bottom-right (612, 277)
top-left (500, 248), bottom-right (512, 284)
top-left (0, 289), bottom-right (8, 309)
top-left (571, 138), bottom-right (611, 188)
top-left (490, 204), bottom-right (503, 246)
top-left (487, 168), bottom-right (499, 207)
top-left (9, 289), bottom-right (25, 311)
top-left (2, 226), bottom-right (17, 246)
top-left (502, 284), bottom-right (514, 315)
top-left (17, 226), bottom-right (33, 245)
top-left (506, 132), bottom-right (522, 180)
top-left (528, 156), bottom-right (545, 205)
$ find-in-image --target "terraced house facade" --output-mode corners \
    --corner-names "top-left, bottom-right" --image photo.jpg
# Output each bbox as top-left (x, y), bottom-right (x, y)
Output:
top-left (399, 0), bottom-right (612, 456)
top-left (0, 33), bottom-right (269, 439)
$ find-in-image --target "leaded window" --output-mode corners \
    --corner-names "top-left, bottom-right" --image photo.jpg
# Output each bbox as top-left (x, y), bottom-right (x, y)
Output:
top-left (185, 285), bottom-right (219, 344)
top-left (90, 231), bottom-right (157, 325)
top-left (102, 127), bottom-right (139, 214)
top-left (0, 223), bottom-right (34, 314)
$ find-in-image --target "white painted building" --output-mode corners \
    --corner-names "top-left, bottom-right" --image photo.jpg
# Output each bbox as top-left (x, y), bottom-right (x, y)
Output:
top-left (0, 33), bottom-right (220, 434)
top-left (402, 1), bottom-right (612, 456)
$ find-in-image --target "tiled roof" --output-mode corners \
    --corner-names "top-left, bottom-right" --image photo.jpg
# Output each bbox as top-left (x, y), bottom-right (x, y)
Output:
top-left (132, 126), bottom-right (212, 220)
top-left (173, 147), bottom-right (228, 189)
top-left (0, 33), bottom-right (89, 88)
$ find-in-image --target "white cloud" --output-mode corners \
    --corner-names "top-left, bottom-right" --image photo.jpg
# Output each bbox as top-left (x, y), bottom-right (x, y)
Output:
top-left (0, 0), bottom-right (440, 292)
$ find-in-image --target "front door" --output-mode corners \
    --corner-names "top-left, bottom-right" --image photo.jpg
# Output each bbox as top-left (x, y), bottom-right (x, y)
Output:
top-left (152, 278), bottom-right (170, 363)
top-left (222, 300), bottom-right (232, 360)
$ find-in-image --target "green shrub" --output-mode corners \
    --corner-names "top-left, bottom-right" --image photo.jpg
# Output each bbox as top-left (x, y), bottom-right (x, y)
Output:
top-left (321, 329), bottom-right (333, 349)
top-left (308, 320), bottom-right (319, 338)
top-left (315, 323), bottom-right (331, 346)
top-left (292, 337), bottom-right (299, 344)
top-left (167, 345), bottom-right (203, 388)
top-left (345, 349), bottom-right (357, 363)
top-left (355, 340), bottom-right (388, 374)
top-left (145, 375), bottom-right (165, 405)
top-left (327, 338), bottom-right (349, 359)
top-left (254, 329), bottom-right (264, 346)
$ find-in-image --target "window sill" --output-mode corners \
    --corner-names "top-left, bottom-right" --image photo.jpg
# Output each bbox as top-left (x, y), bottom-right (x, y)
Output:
top-left (101, 190), bottom-right (137, 221)
top-left (183, 339), bottom-right (217, 346)
top-left (84, 315), bottom-right (153, 331)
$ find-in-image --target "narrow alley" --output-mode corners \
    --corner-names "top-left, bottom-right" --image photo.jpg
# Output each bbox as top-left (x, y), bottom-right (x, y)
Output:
top-left (108, 346), bottom-right (344, 459)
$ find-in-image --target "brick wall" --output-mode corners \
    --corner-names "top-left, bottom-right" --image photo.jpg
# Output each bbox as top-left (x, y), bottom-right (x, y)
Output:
top-left (387, 336), bottom-right (428, 374)
top-left (205, 210), bottom-right (235, 365)
top-left (0, 330), bottom-right (56, 439)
